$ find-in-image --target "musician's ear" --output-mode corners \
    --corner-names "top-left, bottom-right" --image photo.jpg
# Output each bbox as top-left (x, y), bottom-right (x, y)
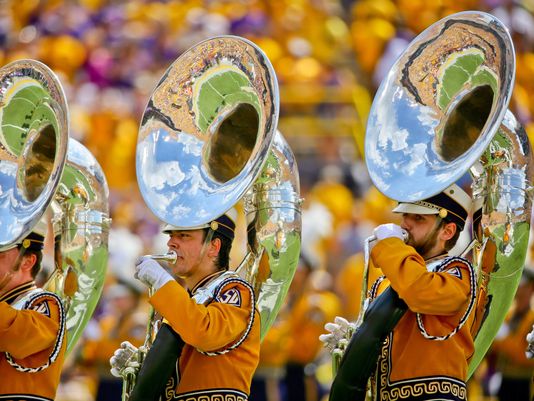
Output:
top-left (208, 237), bottom-right (222, 257)
top-left (20, 252), bottom-right (36, 271)
top-left (440, 221), bottom-right (457, 241)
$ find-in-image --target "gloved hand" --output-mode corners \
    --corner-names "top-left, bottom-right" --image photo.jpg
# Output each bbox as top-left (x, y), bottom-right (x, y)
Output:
top-left (319, 316), bottom-right (355, 352)
top-left (134, 256), bottom-right (174, 291)
top-left (373, 223), bottom-right (406, 241)
top-left (110, 341), bottom-right (140, 378)
top-left (526, 324), bottom-right (534, 359)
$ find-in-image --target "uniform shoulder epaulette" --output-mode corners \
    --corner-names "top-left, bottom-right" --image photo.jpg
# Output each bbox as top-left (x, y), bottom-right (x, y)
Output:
top-left (417, 256), bottom-right (476, 341)
top-left (5, 291), bottom-right (66, 373)
top-left (200, 276), bottom-right (255, 357)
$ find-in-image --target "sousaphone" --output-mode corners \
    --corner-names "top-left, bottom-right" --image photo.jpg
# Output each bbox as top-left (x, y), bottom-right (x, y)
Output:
top-left (0, 59), bottom-right (111, 354)
top-left (137, 35), bottom-right (301, 337)
top-left (126, 36), bottom-right (301, 400)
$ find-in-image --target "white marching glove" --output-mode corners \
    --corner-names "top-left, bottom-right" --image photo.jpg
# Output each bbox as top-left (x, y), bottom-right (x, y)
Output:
top-left (319, 316), bottom-right (355, 352)
top-left (134, 256), bottom-right (174, 291)
top-left (526, 324), bottom-right (534, 359)
top-left (110, 341), bottom-right (140, 378)
top-left (373, 223), bottom-right (406, 241)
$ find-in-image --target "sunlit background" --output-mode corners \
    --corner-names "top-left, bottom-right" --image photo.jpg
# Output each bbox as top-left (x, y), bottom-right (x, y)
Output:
top-left (2, 1), bottom-right (534, 400)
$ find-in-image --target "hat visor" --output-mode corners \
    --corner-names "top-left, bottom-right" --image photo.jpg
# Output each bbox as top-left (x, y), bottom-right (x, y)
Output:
top-left (392, 203), bottom-right (439, 215)
top-left (162, 223), bottom-right (210, 234)
top-left (0, 243), bottom-right (19, 252)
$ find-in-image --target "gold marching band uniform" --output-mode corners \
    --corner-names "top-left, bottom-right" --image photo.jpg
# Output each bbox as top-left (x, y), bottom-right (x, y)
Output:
top-left (151, 272), bottom-right (260, 401)
top-left (0, 281), bottom-right (66, 400)
top-left (369, 239), bottom-right (476, 401)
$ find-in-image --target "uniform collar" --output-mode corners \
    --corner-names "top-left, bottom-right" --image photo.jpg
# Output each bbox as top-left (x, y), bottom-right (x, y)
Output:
top-left (190, 270), bottom-right (225, 294)
top-left (424, 252), bottom-right (448, 263)
top-left (425, 252), bottom-right (450, 272)
top-left (0, 281), bottom-right (37, 304)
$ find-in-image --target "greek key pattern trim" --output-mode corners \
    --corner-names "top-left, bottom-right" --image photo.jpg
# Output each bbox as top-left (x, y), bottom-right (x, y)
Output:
top-left (167, 388), bottom-right (248, 401)
top-left (376, 335), bottom-right (467, 401)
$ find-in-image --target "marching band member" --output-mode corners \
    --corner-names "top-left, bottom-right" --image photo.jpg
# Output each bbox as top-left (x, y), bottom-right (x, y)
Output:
top-left (0, 219), bottom-right (66, 400)
top-left (324, 183), bottom-right (476, 401)
top-left (111, 209), bottom-right (261, 401)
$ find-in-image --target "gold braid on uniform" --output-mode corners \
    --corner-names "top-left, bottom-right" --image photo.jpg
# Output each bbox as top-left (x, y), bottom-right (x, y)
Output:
top-left (369, 275), bottom-right (387, 300)
top-left (416, 257), bottom-right (476, 341)
top-left (198, 278), bottom-right (256, 356)
top-left (5, 291), bottom-right (66, 373)
top-left (376, 335), bottom-right (467, 401)
top-left (0, 395), bottom-right (53, 400)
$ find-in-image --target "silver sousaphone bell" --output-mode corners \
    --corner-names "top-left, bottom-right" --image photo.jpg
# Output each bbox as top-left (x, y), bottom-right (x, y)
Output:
top-left (0, 59), bottom-right (111, 354)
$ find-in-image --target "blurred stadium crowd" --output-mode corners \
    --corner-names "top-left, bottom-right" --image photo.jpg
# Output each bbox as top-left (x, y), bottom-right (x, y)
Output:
top-left (2, 0), bottom-right (534, 400)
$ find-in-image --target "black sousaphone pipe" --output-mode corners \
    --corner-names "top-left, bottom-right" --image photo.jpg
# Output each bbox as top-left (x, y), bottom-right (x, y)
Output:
top-left (329, 287), bottom-right (407, 401)
top-left (129, 324), bottom-right (185, 401)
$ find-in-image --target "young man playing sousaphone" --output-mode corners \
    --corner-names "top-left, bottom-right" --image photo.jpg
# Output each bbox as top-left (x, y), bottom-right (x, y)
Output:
top-left (323, 183), bottom-right (477, 401)
top-left (110, 208), bottom-right (261, 401)
top-left (0, 218), bottom-right (66, 400)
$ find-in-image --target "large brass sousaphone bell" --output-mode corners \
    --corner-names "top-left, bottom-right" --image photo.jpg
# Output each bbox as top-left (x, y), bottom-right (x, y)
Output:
top-left (137, 36), bottom-right (279, 228)
top-left (0, 59), bottom-right (111, 354)
top-left (0, 61), bottom-right (68, 246)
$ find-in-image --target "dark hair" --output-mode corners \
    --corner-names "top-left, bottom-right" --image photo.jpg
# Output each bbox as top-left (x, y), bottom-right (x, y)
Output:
top-left (202, 228), bottom-right (233, 270)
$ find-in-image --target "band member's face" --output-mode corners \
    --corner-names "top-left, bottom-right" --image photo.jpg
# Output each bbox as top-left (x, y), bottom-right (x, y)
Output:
top-left (166, 229), bottom-right (209, 278)
top-left (400, 213), bottom-right (441, 257)
top-left (0, 248), bottom-right (21, 294)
